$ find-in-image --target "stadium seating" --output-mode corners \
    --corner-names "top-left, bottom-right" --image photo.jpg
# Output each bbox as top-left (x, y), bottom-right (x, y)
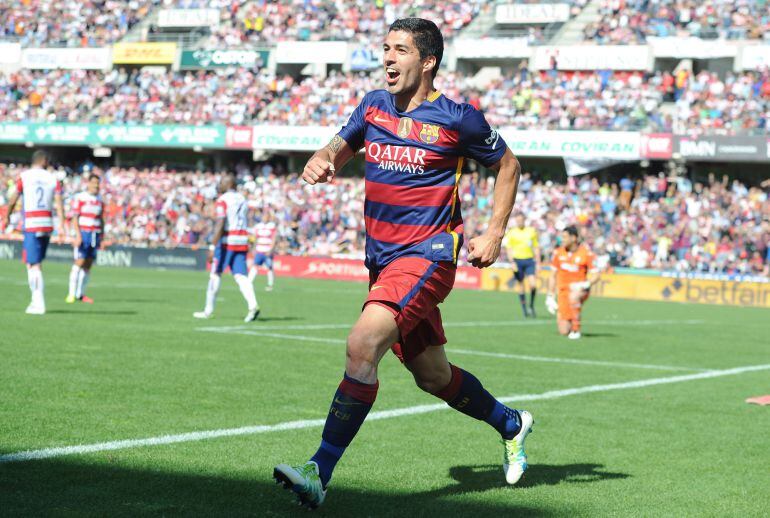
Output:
top-left (0, 0), bottom-right (157, 47)
top-left (584, 0), bottom-right (770, 44)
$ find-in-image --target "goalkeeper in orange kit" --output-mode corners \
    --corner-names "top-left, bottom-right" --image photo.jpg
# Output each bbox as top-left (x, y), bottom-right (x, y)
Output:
top-left (545, 226), bottom-right (600, 339)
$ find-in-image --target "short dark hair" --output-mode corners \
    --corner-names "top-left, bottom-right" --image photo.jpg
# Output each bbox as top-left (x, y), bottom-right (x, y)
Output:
top-left (31, 149), bottom-right (49, 166)
top-left (564, 225), bottom-right (580, 237)
top-left (388, 18), bottom-right (443, 78)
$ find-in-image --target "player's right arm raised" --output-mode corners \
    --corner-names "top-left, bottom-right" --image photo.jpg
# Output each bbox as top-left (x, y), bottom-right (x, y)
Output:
top-left (302, 135), bottom-right (355, 185)
top-left (303, 93), bottom-right (369, 186)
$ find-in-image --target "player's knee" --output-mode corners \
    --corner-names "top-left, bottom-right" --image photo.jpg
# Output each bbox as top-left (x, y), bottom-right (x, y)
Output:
top-left (413, 371), bottom-right (449, 394)
top-left (345, 330), bottom-right (379, 372)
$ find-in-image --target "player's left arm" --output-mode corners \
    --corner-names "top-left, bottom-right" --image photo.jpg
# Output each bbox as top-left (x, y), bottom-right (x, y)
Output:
top-left (467, 147), bottom-right (521, 268)
top-left (2, 190), bottom-right (20, 232)
top-left (461, 106), bottom-right (521, 268)
top-left (54, 182), bottom-right (65, 241)
top-left (532, 230), bottom-right (541, 270)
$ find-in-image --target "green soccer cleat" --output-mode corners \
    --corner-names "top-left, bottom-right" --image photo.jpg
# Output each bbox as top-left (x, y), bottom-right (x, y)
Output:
top-left (65, 295), bottom-right (76, 304)
top-left (503, 410), bottom-right (534, 485)
top-left (273, 461), bottom-right (327, 509)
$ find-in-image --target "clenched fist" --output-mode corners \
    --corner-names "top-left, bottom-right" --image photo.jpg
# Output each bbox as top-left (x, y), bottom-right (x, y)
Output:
top-left (302, 157), bottom-right (335, 185)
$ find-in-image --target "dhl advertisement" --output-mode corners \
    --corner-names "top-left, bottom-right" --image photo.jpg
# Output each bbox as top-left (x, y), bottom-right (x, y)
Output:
top-left (482, 268), bottom-right (770, 309)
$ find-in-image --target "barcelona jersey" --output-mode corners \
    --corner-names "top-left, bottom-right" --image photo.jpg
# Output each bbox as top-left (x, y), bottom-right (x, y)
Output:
top-left (338, 89), bottom-right (507, 271)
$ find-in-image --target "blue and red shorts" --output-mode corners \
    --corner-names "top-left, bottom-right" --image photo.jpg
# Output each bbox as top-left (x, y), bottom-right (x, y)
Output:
top-left (22, 232), bottom-right (50, 266)
top-left (211, 243), bottom-right (247, 276)
top-left (365, 256), bottom-right (456, 364)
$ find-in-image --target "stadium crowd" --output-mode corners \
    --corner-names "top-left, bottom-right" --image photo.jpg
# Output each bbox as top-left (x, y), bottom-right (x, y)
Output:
top-left (584, 0), bottom-right (770, 44)
top-left (4, 66), bottom-right (769, 132)
top-left (0, 0), bottom-right (156, 47)
top-left (1, 162), bottom-right (768, 277)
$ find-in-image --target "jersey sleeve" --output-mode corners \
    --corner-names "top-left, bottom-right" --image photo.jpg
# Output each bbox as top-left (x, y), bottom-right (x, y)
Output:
top-left (586, 249), bottom-right (599, 273)
top-left (530, 229), bottom-right (539, 250)
top-left (550, 250), bottom-right (561, 270)
top-left (15, 178), bottom-right (23, 193)
top-left (337, 93), bottom-right (370, 152)
top-left (55, 181), bottom-right (62, 194)
top-left (458, 105), bottom-right (507, 168)
top-left (215, 199), bottom-right (226, 219)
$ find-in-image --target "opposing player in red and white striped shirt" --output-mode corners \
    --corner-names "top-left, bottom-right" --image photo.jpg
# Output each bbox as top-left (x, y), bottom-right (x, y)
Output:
top-left (1, 151), bottom-right (64, 315)
top-left (248, 209), bottom-right (278, 291)
top-left (66, 173), bottom-right (104, 304)
top-left (193, 174), bottom-right (260, 322)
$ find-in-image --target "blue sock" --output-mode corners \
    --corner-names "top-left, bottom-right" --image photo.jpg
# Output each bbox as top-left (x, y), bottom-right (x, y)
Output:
top-left (435, 365), bottom-right (521, 439)
top-left (518, 293), bottom-right (528, 314)
top-left (310, 374), bottom-right (378, 487)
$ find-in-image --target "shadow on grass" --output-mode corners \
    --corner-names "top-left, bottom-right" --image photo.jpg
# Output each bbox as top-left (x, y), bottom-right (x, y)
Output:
top-left (46, 309), bottom-right (138, 316)
top-left (254, 316), bottom-right (303, 323)
top-left (427, 463), bottom-right (630, 498)
top-left (581, 333), bottom-right (619, 338)
top-left (0, 458), bottom-right (602, 517)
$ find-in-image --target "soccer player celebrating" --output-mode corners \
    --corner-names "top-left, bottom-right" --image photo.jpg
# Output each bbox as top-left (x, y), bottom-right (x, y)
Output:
top-left (248, 208), bottom-right (277, 291)
top-left (2, 150), bottom-right (64, 315)
top-left (193, 174), bottom-right (260, 322)
top-left (545, 226), bottom-right (600, 340)
top-left (66, 173), bottom-right (103, 304)
top-left (273, 18), bottom-right (532, 508)
top-left (504, 213), bottom-right (540, 317)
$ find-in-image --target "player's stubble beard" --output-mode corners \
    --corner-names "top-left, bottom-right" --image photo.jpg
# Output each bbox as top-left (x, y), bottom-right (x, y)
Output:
top-left (387, 67), bottom-right (431, 111)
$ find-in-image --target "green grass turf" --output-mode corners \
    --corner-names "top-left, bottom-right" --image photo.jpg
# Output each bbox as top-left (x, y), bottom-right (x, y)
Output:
top-left (1, 260), bottom-right (768, 517)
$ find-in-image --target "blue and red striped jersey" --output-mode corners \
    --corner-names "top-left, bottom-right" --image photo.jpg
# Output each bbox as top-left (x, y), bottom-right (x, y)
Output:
top-left (338, 89), bottom-right (507, 271)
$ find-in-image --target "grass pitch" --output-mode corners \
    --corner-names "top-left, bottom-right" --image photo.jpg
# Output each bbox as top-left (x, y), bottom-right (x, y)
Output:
top-left (1, 260), bottom-right (768, 517)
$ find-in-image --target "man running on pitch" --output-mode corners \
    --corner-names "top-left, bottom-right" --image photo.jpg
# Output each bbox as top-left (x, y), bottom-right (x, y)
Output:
top-left (274, 18), bottom-right (532, 509)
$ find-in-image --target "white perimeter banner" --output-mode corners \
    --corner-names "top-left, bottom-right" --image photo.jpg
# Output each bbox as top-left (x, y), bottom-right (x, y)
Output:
top-left (496, 3), bottom-right (570, 24)
top-left (500, 130), bottom-right (641, 159)
top-left (251, 125), bottom-right (337, 151)
top-left (0, 42), bottom-right (22, 65)
top-left (21, 47), bottom-right (112, 69)
top-left (453, 38), bottom-right (530, 59)
top-left (533, 45), bottom-right (650, 70)
top-left (157, 8), bottom-right (220, 28)
top-left (647, 37), bottom-right (738, 59)
top-left (275, 41), bottom-right (348, 64)
top-left (739, 45), bottom-right (770, 70)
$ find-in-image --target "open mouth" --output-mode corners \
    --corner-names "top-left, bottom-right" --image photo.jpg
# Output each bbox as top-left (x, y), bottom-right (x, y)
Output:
top-left (385, 67), bottom-right (400, 85)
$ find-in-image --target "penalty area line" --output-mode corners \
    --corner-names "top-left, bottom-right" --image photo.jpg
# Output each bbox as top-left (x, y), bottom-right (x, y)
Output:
top-left (1, 363), bottom-right (768, 464)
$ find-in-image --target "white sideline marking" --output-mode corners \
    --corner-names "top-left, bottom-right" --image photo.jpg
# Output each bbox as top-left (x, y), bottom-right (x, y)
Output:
top-left (2, 363), bottom-right (768, 464)
top-left (196, 329), bottom-right (706, 373)
top-left (196, 319), bottom-right (705, 333)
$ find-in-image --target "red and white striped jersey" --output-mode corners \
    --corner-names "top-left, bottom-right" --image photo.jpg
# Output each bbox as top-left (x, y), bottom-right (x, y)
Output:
top-left (215, 190), bottom-right (249, 251)
top-left (16, 167), bottom-right (61, 234)
top-left (72, 191), bottom-right (103, 232)
top-left (253, 221), bottom-right (277, 254)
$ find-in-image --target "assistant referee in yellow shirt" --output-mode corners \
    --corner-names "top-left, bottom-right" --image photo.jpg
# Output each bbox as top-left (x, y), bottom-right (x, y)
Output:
top-left (503, 213), bottom-right (540, 318)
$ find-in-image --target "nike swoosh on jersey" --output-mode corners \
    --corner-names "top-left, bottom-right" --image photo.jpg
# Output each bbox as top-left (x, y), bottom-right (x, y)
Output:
top-left (370, 285), bottom-right (384, 292)
top-left (373, 116), bottom-right (390, 123)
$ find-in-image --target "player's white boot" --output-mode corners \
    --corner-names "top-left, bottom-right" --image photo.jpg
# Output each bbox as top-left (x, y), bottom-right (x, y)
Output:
top-left (25, 302), bottom-right (45, 315)
top-left (274, 461), bottom-right (327, 509)
top-left (193, 311), bottom-right (212, 319)
top-left (503, 410), bottom-right (534, 485)
top-left (568, 331), bottom-right (582, 340)
top-left (244, 308), bottom-right (260, 322)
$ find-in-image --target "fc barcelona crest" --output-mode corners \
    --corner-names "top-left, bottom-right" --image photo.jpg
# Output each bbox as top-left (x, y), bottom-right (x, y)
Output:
top-left (419, 123), bottom-right (440, 144)
top-left (397, 117), bottom-right (413, 138)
